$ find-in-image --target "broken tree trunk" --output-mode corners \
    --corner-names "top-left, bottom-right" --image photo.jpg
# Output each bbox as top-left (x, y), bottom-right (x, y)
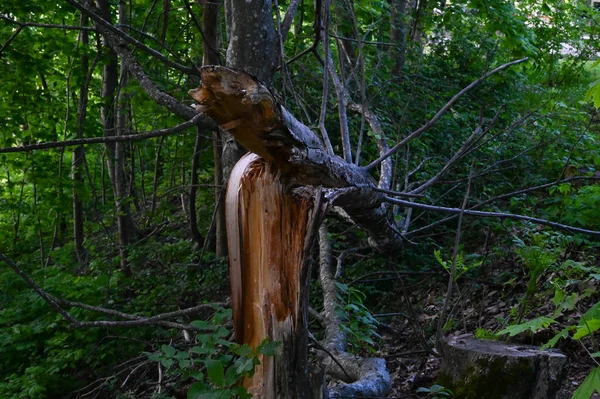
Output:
top-left (438, 334), bottom-right (568, 399)
top-left (189, 66), bottom-right (397, 397)
top-left (226, 153), bottom-right (326, 397)
top-left (188, 66), bottom-right (402, 253)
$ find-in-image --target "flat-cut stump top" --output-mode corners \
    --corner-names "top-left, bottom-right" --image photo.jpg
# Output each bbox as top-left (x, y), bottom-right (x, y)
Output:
top-left (438, 334), bottom-right (567, 399)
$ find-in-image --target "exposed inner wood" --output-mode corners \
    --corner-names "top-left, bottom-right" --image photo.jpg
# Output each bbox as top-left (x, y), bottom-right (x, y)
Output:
top-left (226, 153), bottom-right (313, 396)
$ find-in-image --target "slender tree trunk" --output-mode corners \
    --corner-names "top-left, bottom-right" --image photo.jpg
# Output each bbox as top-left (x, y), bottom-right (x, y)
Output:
top-left (188, 127), bottom-right (204, 249)
top-left (115, 0), bottom-right (136, 274)
top-left (197, 0), bottom-right (227, 256)
top-left (149, 136), bottom-right (165, 222)
top-left (411, 0), bottom-right (427, 45)
top-left (161, 0), bottom-right (170, 44)
top-left (390, 0), bottom-right (408, 75)
top-left (96, 0), bottom-right (118, 191)
top-left (73, 14), bottom-right (89, 265)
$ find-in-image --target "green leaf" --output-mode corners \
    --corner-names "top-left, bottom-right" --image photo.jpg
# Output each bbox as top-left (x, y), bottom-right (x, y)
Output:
top-left (586, 80), bottom-right (600, 109)
top-left (197, 389), bottom-right (231, 399)
top-left (187, 370), bottom-right (204, 381)
top-left (541, 326), bottom-right (574, 350)
top-left (204, 359), bottom-right (225, 387)
top-left (572, 367), bottom-right (600, 399)
top-left (161, 358), bottom-right (174, 369)
top-left (257, 339), bottom-right (280, 356)
top-left (574, 302), bottom-right (600, 339)
top-left (187, 382), bottom-right (208, 399)
top-left (497, 316), bottom-right (556, 337)
top-left (234, 356), bottom-right (257, 376)
top-left (224, 365), bottom-right (242, 387)
top-left (574, 319), bottom-right (600, 340)
top-left (191, 346), bottom-right (212, 355)
top-left (161, 345), bottom-right (176, 357)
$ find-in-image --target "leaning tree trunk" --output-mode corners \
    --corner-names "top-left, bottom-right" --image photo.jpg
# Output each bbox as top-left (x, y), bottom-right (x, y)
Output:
top-left (226, 153), bottom-right (326, 397)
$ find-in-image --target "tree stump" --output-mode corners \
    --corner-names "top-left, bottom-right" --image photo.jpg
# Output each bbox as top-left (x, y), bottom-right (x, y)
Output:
top-left (437, 334), bottom-right (567, 399)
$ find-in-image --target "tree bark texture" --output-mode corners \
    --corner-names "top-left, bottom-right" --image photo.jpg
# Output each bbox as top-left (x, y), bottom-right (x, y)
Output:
top-left (96, 0), bottom-right (118, 188)
top-left (221, 0), bottom-right (280, 187)
top-left (73, 13), bottom-right (89, 265)
top-left (115, 0), bottom-right (137, 274)
top-left (390, 0), bottom-right (408, 75)
top-left (189, 66), bottom-right (402, 252)
top-left (189, 127), bottom-right (205, 248)
top-left (226, 153), bottom-right (324, 397)
top-left (200, 0), bottom-right (227, 256)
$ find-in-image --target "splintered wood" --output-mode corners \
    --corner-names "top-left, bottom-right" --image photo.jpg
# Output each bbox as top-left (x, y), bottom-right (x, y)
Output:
top-left (188, 66), bottom-right (283, 162)
top-left (226, 153), bottom-right (313, 397)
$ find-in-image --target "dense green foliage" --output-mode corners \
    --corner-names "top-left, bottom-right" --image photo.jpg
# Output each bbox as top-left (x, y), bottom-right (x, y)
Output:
top-left (1, 0), bottom-right (600, 397)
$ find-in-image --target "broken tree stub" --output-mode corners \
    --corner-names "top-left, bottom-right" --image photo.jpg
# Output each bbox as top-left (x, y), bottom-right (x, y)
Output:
top-left (438, 334), bottom-right (567, 399)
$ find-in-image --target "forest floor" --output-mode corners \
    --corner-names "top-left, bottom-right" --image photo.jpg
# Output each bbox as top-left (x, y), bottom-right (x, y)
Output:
top-left (371, 259), bottom-right (600, 398)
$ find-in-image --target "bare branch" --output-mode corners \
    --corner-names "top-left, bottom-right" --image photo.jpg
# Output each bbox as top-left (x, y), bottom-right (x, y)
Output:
top-left (365, 57), bottom-right (529, 171)
top-left (1, 15), bottom-right (96, 31)
top-left (436, 161), bottom-right (473, 349)
top-left (372, 187), bottom-right (424, 198)
top-left (409, 113), bottom-right (496, 195)
top-left (0, 252), bottom-right (226, 330)
top-left (0, 25), bottom-right (23, 55)
top-left (81, 5), bottom-right (211, 122)
top-left (285, 0), bottom-right (323, 67)
top-left (326, 47), bottom-right (352, 163)
top-left (348, 103), bottom-right (392, 190)
top-left (281, 0), bottom-right (302, 42)
top-left (318, 0), bottom-right (335, 155)
top-left (0, 114), bottom-right (209, 153)
top-left (0, 252), bottom-right (79, 323)
top-left (64, 0), bottom-right (198, 76)
top-left (383, 196), bottom-right (600, 237)
top-left (406, 175), bottom-right (600, 238)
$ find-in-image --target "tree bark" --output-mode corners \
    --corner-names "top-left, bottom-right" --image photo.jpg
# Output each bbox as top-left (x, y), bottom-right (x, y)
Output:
top-left (189, 66), bottom-right (403, 252)
top-left (73, 14), bottom-right (89, 265)
top-left (96, 0), bottom-right (118, 191)
top-left (199, 0), bottom-right (227, 256)
top-left (221, 0), bottom-right (280, 183)
top-left (390, 0), bottom-right (408, 75)
top-left (95, 0), bottom-right (136, 272)
top-left (188, 127), bottom-right (205, 249)
top-left (114, 0), bottom-right (137, 274)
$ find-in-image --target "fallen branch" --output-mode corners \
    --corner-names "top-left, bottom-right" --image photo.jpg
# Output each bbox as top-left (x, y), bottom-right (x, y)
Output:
top-left (383, 196), bottom-right (600, 237)
top-left (317, 224), bottom-right (391, 397)
top-left (0, 252), bottom-right (226, 331)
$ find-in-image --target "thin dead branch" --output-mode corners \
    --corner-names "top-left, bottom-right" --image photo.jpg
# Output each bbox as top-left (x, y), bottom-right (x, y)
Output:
top-left (365, 57), bottom-right (529, 171)
top-left (0, 113), bottom-right (209, 153)
top-left (383, 196), bottom-right (600, 237)
top-left (0, 252), bottom-right (226, 331)
top-left (65, 0), bottom-right (198, 76)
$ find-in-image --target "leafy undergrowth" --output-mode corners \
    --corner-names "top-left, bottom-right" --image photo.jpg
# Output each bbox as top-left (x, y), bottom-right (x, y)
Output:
top-left (353, 226), bottom-right (600, 398)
